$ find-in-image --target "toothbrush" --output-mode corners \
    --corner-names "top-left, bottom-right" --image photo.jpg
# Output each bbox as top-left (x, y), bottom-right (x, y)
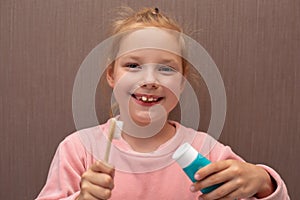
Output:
top-left (104, 118), bottom-right (123, 163)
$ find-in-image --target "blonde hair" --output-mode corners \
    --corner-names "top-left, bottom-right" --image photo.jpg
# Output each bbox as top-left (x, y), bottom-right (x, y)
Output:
top-left (111, 7), bottom-right (182, 34)
top-left (108, 7), bottom-right (189, 76)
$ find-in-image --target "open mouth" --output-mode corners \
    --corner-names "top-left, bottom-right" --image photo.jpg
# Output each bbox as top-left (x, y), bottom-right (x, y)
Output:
top-left (131, 93), bottom-right (164, 104)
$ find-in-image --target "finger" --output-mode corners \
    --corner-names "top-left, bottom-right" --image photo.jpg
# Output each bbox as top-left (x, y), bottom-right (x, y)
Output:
top-left (90, 161), bottom-right (115, 177)
top-left (192, 165), bottom-right (235, 191)
top-left (220, 187), bottom-right (254, 200)
top-left (81, 180), bottom-right (113, 200)
top-left (195, 160), bottom-right (231, 181)
top-left (82, 171), bottom-right (114, 189)
top-left (199, 181), bottom-right (239, 200)
top-left (77, 191), bottom-right (99, 200)
top-left (203, 188), bottom-right (245, 200)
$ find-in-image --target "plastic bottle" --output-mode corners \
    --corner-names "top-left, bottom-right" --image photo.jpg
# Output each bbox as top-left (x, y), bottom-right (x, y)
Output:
top-left (172, 142), bottom-right (221, 194)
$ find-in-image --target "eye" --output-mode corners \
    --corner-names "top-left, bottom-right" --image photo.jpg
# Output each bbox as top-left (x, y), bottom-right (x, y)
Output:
top-left (158, 65), bottom-right (176, 73)
top-left (125, 63), bottom-right (142, 71)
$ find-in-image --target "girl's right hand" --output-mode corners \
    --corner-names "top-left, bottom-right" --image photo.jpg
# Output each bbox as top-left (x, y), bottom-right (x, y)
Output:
top-left (76, 161), bottom-right (115, 200)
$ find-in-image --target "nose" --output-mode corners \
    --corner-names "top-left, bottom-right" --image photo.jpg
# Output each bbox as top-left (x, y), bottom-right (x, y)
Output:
top-left (141, 81), bottom-right (159, 89)
top-left (140, 67), bottom-right (159, 89)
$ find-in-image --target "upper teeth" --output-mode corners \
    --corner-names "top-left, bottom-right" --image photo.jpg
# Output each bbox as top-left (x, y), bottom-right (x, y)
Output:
top-left (140, 96), bottom-right (157, 102)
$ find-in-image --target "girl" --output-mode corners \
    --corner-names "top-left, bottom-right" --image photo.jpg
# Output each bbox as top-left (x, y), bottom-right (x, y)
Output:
top-left (37, 7), bottom-right (289, 200)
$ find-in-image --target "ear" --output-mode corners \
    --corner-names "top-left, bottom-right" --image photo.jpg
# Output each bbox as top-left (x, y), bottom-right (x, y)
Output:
top-left (106, 64), bottom-right (115, 88)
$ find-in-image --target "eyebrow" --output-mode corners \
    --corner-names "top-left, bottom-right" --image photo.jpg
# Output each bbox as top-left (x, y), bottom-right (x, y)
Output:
top-left (121, 55), bottom-right (180, 65)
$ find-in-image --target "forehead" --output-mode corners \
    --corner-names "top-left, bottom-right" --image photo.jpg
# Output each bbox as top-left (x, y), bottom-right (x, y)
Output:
top-left (117, 27), bottom-right (182, 58)
top-left (117, 48), bottom-right (182, 65)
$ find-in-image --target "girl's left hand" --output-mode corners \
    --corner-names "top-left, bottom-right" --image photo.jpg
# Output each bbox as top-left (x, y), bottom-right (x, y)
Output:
top-left (190, 159), bottom-right (276, 200)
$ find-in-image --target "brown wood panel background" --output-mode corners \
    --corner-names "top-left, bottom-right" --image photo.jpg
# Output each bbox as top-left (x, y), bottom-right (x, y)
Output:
top-left (0, 0), bottom-right (299, 199)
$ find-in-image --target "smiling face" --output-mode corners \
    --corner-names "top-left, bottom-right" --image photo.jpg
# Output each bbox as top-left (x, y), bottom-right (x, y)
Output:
top-left (107, 48), bottom-right (185, 126)
top-left (106, 28), bottom-right (186, 129)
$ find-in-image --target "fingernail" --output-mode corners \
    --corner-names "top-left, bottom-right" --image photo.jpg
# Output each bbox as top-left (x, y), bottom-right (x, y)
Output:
top-left (190, 185), bottom-right (195, 192)
top-left (194, 174), bottom-right (201, 180)
top-left (198, 197), bottom-right (203, 200)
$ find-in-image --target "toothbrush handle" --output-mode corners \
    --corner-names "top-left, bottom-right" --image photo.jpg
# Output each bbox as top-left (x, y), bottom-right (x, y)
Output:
top-left (104, 120), bottom-right (116, 163)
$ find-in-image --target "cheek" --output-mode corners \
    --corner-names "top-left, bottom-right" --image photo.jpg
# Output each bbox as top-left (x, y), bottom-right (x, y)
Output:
top-left (112, 73), bottom-right (137, 103)
top-left (160, 76), bottom-right (183, 98)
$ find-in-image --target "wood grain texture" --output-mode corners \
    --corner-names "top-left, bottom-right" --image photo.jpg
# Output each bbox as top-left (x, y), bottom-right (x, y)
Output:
top-left (0, 0), bottom-right (299, 199)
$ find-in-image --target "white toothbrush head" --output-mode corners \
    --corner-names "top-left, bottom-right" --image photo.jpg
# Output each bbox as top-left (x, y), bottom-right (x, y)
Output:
top-left (113, 119), bottom-right (123, 139)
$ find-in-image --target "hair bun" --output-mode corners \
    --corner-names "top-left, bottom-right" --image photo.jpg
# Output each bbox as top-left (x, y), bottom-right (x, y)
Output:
top-left (153, 7), bottom-right (159, 14)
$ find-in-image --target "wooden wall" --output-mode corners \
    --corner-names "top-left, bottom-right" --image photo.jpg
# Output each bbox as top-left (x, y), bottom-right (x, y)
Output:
top-left (0, 0), bottom-right (299, 199)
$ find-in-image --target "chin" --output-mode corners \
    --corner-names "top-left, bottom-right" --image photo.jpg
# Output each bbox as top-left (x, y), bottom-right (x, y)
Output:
top-left (132, 110), bottom-right (168, 126)
top-left (131, 113), bottom-right (154, 126)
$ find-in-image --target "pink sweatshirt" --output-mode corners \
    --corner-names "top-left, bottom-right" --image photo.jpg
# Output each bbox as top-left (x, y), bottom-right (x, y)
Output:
top-left (36, 119), bottom-right (289, 200)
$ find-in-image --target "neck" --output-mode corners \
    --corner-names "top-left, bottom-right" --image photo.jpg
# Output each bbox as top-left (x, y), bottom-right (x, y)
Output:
top-left (121, 121), bottom-right (176, 153)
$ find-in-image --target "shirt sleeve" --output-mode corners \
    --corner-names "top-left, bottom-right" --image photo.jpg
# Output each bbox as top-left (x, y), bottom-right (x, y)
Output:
top-left (36, 135), bottom-right (87, 200)
top-left (209, 142), bottom-right (290, 200)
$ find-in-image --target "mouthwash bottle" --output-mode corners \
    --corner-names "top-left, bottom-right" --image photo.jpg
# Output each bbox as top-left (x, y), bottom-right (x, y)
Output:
top-left (172, 142), bottom-right (221, 194)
